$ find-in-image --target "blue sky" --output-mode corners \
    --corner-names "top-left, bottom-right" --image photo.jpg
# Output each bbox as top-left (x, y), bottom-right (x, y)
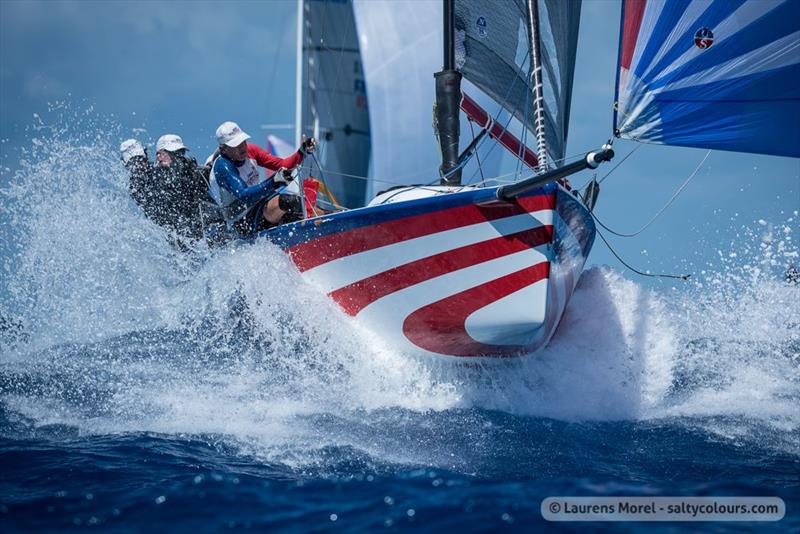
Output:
top-left (1, 0), bottom-right (797, 285)
top-left (0, 0), bottom-right (298, 154)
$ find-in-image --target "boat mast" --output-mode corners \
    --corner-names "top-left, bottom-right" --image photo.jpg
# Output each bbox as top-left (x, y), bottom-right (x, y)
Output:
top-left (294, 0), bottom-right (304, 148)
top-left (526, 0), bottom-right (548, 173)
top-left (435, 0), bottom-right (462, 186)
top-left (293, 0), bottom-right (308, 217)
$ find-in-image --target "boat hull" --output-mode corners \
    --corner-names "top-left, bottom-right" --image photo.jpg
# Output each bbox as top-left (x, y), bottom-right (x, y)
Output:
top-left (264, 183), bottom-right (594, 359)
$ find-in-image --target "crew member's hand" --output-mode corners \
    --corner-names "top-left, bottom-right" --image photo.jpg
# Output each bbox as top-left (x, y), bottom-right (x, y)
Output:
top-left (273, 168), bottom-right (294, 185)
top-left (300, 136), bottom-right (317, 155)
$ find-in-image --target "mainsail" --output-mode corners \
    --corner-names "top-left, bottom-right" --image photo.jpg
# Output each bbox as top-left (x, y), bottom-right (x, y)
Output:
top-left (454, 0), bottom-right (582, 170)
top-left (615, 0), bottom-right (800, 158)
top-left (297, 0), bottom-right (371, 208)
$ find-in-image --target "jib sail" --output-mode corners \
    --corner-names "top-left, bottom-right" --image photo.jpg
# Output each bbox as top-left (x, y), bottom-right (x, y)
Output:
top-left (454, 0), bottom-right (582, 170)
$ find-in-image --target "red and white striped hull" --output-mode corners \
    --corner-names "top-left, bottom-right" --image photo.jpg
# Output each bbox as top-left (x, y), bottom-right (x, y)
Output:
top-left (264, 182), bottom-right (595, 359)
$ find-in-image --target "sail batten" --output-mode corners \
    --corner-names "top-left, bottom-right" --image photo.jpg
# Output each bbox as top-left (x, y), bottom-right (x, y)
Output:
top-left (616, 0), bottom-right (800, 158)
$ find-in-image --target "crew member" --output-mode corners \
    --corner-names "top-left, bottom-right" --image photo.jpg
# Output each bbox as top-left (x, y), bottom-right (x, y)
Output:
top-left (121, 138), bottom-right (159, 222)
top-left (152, 134), bottom-right (210, 240)
top-left (120, 136), bottom-right (210, 241)
top-left (208, 121), bottom-right (315, 235)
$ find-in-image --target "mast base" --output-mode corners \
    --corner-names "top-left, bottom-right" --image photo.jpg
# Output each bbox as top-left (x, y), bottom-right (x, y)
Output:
top-left (434, 69), bottom-right (463, 186)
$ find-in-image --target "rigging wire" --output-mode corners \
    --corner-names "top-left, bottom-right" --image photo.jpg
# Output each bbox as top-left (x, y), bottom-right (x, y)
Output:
top-left (302, 150), bottom-right (356, 210)
top-left (311, 164), bottom-right (523, 186)
top-left (597, 143), bottom-right (642, 184)
top-left (517, 76), bottom-right (530, 181)
top-left (440, 112), bottom-right (496, 185)
top-left (581, 147), bottom-right (712, 281)
top-left (468, 120), bottom-right (486, 184)
top-left (594, 226), bottom-right (691, 280)
top-left (573, 172), bottom-right (597, 194)
top-left (309, 150), bottom-right (336, 203)
top-left (593, 149), bottom-right (711, 238)
top-left (464, 49), bottom-right (532, 184)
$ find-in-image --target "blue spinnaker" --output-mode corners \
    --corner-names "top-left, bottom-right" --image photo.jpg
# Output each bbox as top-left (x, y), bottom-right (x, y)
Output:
top-left (615, 0), bottom-right (800, 158)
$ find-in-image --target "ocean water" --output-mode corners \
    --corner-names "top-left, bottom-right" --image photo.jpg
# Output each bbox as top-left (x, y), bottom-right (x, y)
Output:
top-left (1, 112), bottom-right (798, 532)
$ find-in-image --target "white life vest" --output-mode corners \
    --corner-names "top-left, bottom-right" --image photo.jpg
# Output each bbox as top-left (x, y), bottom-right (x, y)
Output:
top-left (238, 158), bottom-right (262, 187)
top-left (206, 156), bottom-right (300, 228)
top-left (207, 157), bottom-right (263, 207)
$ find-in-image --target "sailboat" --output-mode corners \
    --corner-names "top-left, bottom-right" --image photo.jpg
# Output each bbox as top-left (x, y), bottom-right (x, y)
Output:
top-left (256, 0), bottom-right (798, 360)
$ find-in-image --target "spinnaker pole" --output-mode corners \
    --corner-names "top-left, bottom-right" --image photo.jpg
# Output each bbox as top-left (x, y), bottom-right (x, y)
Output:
top-left (434, 0), bottom-right (462, 186)
top-left (496, 146), bottom-right (614, 201)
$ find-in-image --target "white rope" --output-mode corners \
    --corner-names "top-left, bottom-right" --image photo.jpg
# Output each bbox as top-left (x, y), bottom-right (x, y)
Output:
top-left (593, 149), bottom-right (711, 238)
top-left (598, 143), bottom-right (642, 184)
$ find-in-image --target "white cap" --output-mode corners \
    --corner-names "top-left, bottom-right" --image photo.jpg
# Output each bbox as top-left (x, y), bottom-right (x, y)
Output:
top-left (120, 139), bottom-right (145, 164)
top-left (216, 121), bottom-right (250, 147)
top-left (156, 134), bottom-right (187, 153)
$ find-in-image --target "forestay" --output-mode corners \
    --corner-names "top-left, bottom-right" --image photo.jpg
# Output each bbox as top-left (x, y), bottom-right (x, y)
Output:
top-left (615, 0), bottom-right (800, 158)
top-left (454, 0), bottom-right (582, 169)
top-left (298, 0), bottom-right (371, 208)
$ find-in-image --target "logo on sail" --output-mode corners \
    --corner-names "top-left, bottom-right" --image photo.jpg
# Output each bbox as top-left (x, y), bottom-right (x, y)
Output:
top-left (476, 16), bottom-right (488, 38)
top-left (694, 27), bottom-right (714, 49)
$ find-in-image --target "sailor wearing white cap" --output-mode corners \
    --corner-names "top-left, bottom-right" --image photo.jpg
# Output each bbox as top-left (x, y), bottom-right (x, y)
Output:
top-left (207, 121), bottom-right (316, 235)
top-left (155, 134), bottom-right (188, 168)
top-left (120, 139), bottom-right (156, 220)
top-left (120, 139), bottom-right (146, 165)
top-left (216, 121), bottom-right (251, 148)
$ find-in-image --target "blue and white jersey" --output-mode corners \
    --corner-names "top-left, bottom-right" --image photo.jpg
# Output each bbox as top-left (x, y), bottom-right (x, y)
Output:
top-left (208, 155), bottom-right (276, 212)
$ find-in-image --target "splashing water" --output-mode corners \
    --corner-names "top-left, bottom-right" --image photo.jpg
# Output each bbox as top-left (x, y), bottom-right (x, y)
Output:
top-left (1, 110), bottom-right (798, 508)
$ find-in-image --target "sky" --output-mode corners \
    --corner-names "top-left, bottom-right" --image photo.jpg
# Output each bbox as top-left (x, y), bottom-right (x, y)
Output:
top-left (1, 0), bottom-right (798, 285)
top-left (0, 0), bottom-right (299, 155)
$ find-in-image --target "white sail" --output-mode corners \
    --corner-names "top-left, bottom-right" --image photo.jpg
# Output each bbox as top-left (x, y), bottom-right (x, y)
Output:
top-left (353, 0), bottom-right (504, 198)
top-left (351, 0), bottom-right (442, 196)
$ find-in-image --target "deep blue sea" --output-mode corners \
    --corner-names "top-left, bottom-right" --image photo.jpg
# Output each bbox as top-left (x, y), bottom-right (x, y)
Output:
top-left (1, 119), bottom-right (798, 532)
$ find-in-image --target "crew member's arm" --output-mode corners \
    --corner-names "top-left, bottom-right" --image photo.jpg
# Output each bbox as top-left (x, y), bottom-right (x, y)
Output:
top-left (247, 143), bottom-right (303, 172)
top-left (213, 157), bottom-right (277, 207)
top-left (127, 157), bottom-right (152, 206)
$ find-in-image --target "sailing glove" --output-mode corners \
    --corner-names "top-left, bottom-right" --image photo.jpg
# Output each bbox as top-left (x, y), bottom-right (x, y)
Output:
top-left (298, 136), bottom-right (317, 156)
top-left (273, 168), bottom-right (295, 185)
